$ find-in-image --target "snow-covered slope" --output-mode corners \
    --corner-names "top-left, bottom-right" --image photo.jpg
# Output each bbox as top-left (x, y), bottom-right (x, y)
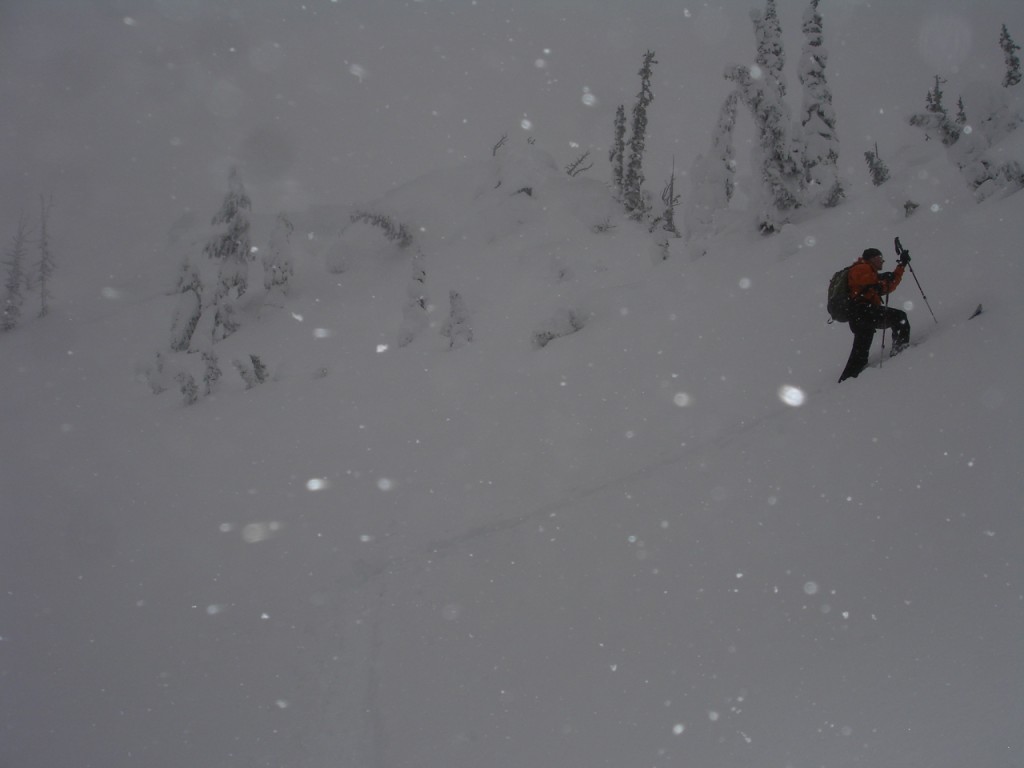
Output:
top-left (2, 125), bottom-right (1021, 768)
top-left (3, 1), bottom-right (1024, 766)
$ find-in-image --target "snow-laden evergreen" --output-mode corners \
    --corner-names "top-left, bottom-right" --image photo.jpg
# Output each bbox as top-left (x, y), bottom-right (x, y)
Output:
top-left (169, 253), bottom-right (205, 351)
top-left (1001, 23), bottom-right (1022, 88)
top-left (36, 195), bottom-right (55, 318)
top-left (623, 50), bottom-right (657, 221)
top-left (651, 157), bottom-right (682, 244)
top-left (206, 167), bottom-right (254, 342)
top-left (757, 0), bottom-right (787, 92)
top-left (911, 75), bottom-right (963, 147)
top-left (1, 214), bottom-right (29, 331)
top-left (609, 104), bottom-right (627, 200)
top-left (396, 248), bottom-right (429, 348)
top-left (798, 0), bottom-right (844, 208)
top-left (864, 142), bottom-right (892, 186)
top-left (726, 1), bottom-right (803, 233)
top-left (685, 90), bottom-right (739, 251)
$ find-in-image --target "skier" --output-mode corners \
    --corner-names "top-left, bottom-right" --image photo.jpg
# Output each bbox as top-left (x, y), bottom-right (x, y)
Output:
top-left (838, 247), bottom-right (910, 382)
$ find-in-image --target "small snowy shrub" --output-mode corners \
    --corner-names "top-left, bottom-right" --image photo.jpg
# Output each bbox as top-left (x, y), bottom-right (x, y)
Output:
top-left (532, 308), bottom-right (586, 349)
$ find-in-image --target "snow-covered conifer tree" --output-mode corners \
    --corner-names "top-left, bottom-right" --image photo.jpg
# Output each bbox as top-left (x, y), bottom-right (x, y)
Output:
top-left (1001, 24), bottom-right (1021, 88)
top-left (966, 29), bottom-right (1022, 145)
top-left (715, 93), bottom-right (739, 207)
top-left (36, 195), bottom-right (54, 318)
top-left (708, 92), bottom-right (740, 206)
top-left (169, 255), bottom-right (205, 352)
top-left (532, 308), bottom-right (586, 349)
top-left (233, 354), bottom-right (264, 389)
top-left (397, 250), bottom-right (429, 348)
top-left (609, 105), bottom-right (627, 199)
top-left (441, 290), bottom-right (473, 350)
top-left (864, 143), bottom-right (890, 186)
top-left (623, 51), bottom-right (657, 221)
top-left (725, 63), bottom-right (801, 233)
top-left (685, 91), bottom-right (739, 246)
top-left (204, 167), bottom-right (252, 342)
top-left (2, 215), bottom-right (30, 332)
top-left (175, 371), bottom-right (199, 406)
top-left (213, 298), bottom-right (240, 342)
top-left (798, 0), bottom-right (843, 208)
top-left (654, 157), bottom-right (681, 239)
top-left (925, 75), bottom-right (945, 114)
top-left (262, 212), bottom-right (295, 309)
top-left (202, 350), bottom-right (222, 395)
top-left (726, 0), bottom-right (803, 233)
top-left (754, 0), bottom-right (786, 94)
top-left (757, 0), bottom-right (805, 169)
top-left (250, 354), bottom-right (268, 384)
top-left (955, 97), bottom-right (968, 128)
top-left (911, 76), bottom-right (961, 146)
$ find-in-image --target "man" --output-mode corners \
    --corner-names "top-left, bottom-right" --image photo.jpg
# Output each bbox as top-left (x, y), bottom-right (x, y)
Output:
top-left (838, 246), bottom-right (911, 382)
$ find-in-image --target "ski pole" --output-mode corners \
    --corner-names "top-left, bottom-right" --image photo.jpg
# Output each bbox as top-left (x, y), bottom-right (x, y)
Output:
top-left (906, 262), bottom-right (938, 324)
top-left (895, 237), bottom-right (938, 324)
top-left (880, 291), bottom-right (888, 368)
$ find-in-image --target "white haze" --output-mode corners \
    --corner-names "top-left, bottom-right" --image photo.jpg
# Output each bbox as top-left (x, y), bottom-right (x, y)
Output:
top-left (1, 2), bottom-right (1022, 767)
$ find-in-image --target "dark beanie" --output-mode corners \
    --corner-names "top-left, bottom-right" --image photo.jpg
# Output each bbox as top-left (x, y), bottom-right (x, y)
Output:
top-left (862, 247), bottom-right (883, 260)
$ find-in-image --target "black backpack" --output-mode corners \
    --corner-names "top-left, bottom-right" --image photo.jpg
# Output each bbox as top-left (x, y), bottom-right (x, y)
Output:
top-left (826, 265), bottom-right (853, 323)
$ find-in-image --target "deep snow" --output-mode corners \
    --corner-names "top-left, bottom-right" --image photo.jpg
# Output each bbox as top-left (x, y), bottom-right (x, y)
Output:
top-left (2, 2), bottom-right (1022, 768)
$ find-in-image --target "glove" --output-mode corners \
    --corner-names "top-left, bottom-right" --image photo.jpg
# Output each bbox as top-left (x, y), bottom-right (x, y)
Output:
top-left (897, 250), bottom-right (911, 266)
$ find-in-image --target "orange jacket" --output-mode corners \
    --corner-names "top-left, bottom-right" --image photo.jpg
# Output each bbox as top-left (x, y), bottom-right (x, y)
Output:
top-left (847, 258), bottom-right (905, 306)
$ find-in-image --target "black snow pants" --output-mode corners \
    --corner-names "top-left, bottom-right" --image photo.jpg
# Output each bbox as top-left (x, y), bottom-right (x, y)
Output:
top-left (838, 303), bottom-right (910, 382)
